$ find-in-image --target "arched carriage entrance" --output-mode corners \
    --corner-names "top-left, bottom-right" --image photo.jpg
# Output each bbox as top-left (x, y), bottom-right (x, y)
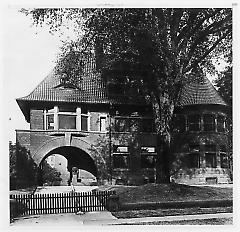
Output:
top-left (33, 137), bottom-right (106, 186)
top-left (39, 146), bottom-right (98, 186)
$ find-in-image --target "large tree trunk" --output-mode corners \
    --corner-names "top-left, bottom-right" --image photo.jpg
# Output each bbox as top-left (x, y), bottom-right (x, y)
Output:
top-left (151, 93), bottom-right (174, 184)
top-left (155, 133), bottom-right (171, 183)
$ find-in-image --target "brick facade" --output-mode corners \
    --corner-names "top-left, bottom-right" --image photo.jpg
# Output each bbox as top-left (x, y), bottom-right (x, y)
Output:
top-left (16, 65), bottom-right (232, 185)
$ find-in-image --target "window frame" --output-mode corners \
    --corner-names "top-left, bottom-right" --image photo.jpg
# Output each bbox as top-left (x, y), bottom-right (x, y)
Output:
top-left (217, 115), bottom-right (226, 132)
top-left (99, 115), bottom-right (107, 132)
top-left (219, 145), bottom-right (228, 168)
top-left (112, 146), bottom-right (129, 170)
top-left (44, 106), bottom-right (90, 131)
top-left (186, 153), bottom-right (200, 168)
top-left (205, 152), bottom-right (217, 168)
top-left (140, 147), bottom-right (156, 169)
top-left (202, 114), bottom-right (216, 132)
top-left (187, 114), bottom-right (201, 132)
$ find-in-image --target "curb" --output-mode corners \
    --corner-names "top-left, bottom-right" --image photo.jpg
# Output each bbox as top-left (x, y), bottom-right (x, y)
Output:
top-left (119, 199), bottom-right (232, 211)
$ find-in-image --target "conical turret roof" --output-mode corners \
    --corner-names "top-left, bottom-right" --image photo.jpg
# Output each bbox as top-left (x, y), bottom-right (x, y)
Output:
top-left (177, 75), bottom-right (227, 107)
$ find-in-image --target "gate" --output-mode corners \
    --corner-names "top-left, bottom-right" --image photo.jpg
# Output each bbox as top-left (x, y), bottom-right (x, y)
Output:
top-left (10, 190), bottom-right (116, 216)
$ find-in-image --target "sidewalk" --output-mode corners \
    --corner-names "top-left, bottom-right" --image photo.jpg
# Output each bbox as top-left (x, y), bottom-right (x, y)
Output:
top-left (10, 211), bottom-right (232, 226)
top-left (87, 212), bottom-right (233, 225)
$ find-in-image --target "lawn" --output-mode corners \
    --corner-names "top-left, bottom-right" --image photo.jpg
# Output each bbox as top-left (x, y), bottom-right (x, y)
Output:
top-left (99, 183), bottom-right (232, 203)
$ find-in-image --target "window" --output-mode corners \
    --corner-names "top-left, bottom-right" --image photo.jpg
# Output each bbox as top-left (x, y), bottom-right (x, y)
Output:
top-left (81, 115), bottom-right (88, 131)
top-left (113, 146), bottom-right (129, 169)
top-left (141, 155), bottom-right (156, 168)
top-left (204, 144), bottom-right (217, 168)
top-left (141, 147), bottom-right (156, 153)
top-left (220, 154), bottom-right (228, 168)
top-left (203, 114), bottom-right (215, 132)
top-left (59, 115), bottom-right (76, 129)
top-left (129, 118), bottom-right (140, 132)
top-left (46, 114), bottom-right (54, 130)
top-left (58, 107), bottom-right (77, 130)
top-left (100, 116), bottom-right (107, 132)
top-left (173, 114), bottom-right (186, 133)
top-left (115, 118), bottom-right (129, 132)
top-left (220, 145), bottom-right (228, 168)
top-left (113, 146), bottom-right (129, 153)
top-left (205, 153), bottom-right (217, 168)
top-left (141, 147), bottom-right (156, 169)
top-left (217, 115), bottom-right (225, 132)
top-left (44, 106), bottom-right (89, 131)
top-left (188, 114), bottom-right (201, 131)
top-left (186, 153), bottom-right (200, 168)
top-left (113, 155), bottom-right (129, 168)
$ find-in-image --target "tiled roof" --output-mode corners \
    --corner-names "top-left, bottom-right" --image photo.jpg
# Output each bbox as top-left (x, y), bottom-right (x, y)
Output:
top-left (17, 56), bottom-right (227, 122)
top-left (177, 75), bottom-right (227, 107)
top-left (17, 71), bottom-right (110, 104)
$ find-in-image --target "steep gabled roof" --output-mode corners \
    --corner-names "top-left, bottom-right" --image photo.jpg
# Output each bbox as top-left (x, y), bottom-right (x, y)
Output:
top-left (177, 75), bottom-right (227, 107)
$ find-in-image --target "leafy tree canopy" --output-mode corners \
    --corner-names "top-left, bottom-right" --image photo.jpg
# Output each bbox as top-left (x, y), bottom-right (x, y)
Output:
top-left (23, 8), bottom-right (232, 183)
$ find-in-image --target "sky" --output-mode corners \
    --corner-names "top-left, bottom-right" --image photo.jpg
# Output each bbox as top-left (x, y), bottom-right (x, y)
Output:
top-left (2, 6), bottom-right (63, 142)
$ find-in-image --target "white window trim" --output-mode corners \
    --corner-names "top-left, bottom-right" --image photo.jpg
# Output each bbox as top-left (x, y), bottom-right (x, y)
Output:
top-left (44, 106), bottom-right (91, 131)
top-left (99, 114), bottom-right (108, 132)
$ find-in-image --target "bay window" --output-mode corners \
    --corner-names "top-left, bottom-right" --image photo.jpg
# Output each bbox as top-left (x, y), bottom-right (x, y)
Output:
top-left (44, 106), bottom-right (89, 131)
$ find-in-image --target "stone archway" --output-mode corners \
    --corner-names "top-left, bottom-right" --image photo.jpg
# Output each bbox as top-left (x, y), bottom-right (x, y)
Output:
top-left (32, 136), bottom-right (107, 184)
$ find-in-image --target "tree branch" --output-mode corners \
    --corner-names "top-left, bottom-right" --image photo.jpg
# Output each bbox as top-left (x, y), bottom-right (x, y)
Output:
top-left (185, 29), bottom-right (232, 72)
